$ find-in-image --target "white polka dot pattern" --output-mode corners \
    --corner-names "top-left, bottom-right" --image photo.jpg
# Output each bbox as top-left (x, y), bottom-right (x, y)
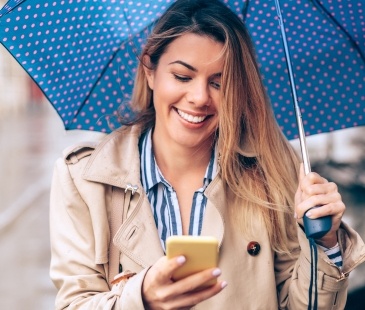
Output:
top-left (0, 0), bottom-right (364, 139)
top-left (224, 0), bottom-right (365, 138)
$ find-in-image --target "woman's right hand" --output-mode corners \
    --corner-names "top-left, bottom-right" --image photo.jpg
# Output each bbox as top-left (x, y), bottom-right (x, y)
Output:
top-left (142, 256), bottom-right (227, 310)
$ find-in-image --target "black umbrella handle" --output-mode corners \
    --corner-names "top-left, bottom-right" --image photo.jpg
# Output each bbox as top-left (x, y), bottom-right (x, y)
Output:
top-left (303, 207), bottom-right (332, 239)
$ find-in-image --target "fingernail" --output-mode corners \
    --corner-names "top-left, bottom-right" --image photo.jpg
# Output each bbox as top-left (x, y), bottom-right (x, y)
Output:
top-left (176, 256), bottom-right (186, 265)
top-left (221, 281), bottom-right (228, 289)
top-left (306, 211), bottom-right (312, 218)
top-left (212, 268), bottom-right (221, 277)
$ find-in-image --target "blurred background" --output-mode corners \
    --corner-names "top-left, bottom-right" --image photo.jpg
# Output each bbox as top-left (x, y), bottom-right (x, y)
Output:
top-left (0, 38), bottom-right (364, 309)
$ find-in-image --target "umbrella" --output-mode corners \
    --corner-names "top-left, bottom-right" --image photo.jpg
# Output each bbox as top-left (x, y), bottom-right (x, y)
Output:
top-left (0, 0), bottom-right (364, 139)
top-left (1, 1), bottom-right (361, 307)
top-left (240, 0), bottom-right (365, 139)
top-left (0, 0), bottom-right (168, 132)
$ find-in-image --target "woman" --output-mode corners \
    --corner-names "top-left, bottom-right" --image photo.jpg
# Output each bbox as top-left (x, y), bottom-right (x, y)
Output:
top-left (50, 0), bottom-right (365, 309)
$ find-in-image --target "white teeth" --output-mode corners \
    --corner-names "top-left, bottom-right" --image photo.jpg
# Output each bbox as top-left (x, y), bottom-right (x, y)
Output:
top-left (177, 109), bottom-right (207, 123)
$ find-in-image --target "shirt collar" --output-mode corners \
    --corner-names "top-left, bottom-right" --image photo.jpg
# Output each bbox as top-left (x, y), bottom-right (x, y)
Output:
top-left (139, 128), bottom-right (218, 192)
top-left (139, 128), bottom-right (162, 191)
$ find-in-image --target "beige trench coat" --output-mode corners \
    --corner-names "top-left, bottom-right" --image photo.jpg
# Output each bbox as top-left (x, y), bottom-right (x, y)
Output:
top-left (50, 126), bottom-right (365, 310)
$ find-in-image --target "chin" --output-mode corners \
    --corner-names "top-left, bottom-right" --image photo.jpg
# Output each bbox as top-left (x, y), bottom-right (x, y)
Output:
top-left (174, 133), bottom-right (215, 149)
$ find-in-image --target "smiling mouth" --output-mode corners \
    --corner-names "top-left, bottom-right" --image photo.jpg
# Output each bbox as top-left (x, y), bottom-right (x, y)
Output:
top-left (176, 109), bottom-right (208, 124)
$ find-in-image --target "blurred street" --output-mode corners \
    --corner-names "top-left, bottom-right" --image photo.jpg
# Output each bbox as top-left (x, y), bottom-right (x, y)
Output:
top-left (0, 103), bottom-right (103, 309)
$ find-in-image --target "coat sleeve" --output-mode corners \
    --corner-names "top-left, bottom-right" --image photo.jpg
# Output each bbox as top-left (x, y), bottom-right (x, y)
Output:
top-left (275, 220), bottom-right (365, 310)
top-left (50, 158), bottom-right (146, 309)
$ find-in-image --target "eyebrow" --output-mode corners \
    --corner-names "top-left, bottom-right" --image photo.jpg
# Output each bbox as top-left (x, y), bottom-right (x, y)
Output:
top-left (169, 60), bottom-right (197, 72)
top-left (168, 60), bottom-right (222, 77)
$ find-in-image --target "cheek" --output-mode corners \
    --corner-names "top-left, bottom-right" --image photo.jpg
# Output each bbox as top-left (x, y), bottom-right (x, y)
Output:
top-left (211, 94), bottom-right (221, 114)
top-left (154, 79), bottom-right (183, 103)
top-left (211, 116), bottom-right (220, 130)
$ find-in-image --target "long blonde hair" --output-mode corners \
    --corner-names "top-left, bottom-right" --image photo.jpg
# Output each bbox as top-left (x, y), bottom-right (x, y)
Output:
top-left (121, 0), bottom-right (300, 253)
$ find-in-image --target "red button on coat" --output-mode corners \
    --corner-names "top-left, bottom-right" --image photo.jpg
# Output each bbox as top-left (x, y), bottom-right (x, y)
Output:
top-left (247, 241), bottom-right (261, 256)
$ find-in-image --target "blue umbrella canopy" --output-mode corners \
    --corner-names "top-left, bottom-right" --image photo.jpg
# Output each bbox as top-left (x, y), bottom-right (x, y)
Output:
top-left (0, 0), bottom-right (364, 139)
top-left (239, 0), bottom-right (365, 139)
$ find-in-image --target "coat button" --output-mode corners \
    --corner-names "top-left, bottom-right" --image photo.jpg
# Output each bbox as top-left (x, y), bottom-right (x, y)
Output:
top-left (247, 241), bottom-right (261, 256)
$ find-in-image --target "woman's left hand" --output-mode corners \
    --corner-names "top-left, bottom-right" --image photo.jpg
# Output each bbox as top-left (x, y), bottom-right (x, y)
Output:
top-left (295, 163), bottom-right (346, 248)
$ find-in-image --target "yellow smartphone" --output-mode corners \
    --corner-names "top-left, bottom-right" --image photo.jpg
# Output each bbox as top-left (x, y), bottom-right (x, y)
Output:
top-left (166, 235), bottom-right (219, 288)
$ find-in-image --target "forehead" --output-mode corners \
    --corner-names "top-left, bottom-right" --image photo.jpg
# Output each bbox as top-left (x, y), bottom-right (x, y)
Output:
top-left (160, 33), bottom-right (225, 70)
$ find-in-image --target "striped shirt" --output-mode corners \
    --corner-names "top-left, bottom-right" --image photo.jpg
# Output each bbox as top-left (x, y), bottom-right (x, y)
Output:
top-left (139, 128), bottom-right (218, 250)
top-left (319, 243), bottom-right (343, 268)
top-left (138, 128), bottom-right (343, 266)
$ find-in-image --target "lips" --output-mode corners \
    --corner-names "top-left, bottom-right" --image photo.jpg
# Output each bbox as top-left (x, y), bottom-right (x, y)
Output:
top-left (176, 109), bottom-right (208, 124)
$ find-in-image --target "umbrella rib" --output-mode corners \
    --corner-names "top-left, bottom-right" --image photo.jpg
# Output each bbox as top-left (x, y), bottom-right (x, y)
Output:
top-left (274, 0), bottom-right (312, 174)
top-left (70, 3), bottom-right (151, 128)
top-left (0, 0), bottom-right (27, 18)
top-left (310, 0), bottom-right (365, 64)
top-left (241, 0), bottom-right (250, 21)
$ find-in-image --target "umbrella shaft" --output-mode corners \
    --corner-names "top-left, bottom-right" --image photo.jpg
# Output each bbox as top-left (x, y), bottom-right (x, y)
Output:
top-left (274, 0), bottom-right (311, 175)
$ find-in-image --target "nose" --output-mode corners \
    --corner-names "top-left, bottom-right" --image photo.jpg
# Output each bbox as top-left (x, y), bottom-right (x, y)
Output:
top-left (187, 80), bottom-right (210, 107)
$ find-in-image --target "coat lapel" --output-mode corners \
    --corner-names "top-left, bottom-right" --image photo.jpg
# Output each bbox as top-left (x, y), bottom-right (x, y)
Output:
top-left (113, 192), bottom-right (164, 268)
top-left (201, 177), bottom-right (226, 248)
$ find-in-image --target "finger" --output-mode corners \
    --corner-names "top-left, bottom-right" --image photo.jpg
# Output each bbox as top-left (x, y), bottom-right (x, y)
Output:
top-left (296, 193), bottom-right (344, 219)
top-left (151, 255), bottom-right (186, 283)
top-left (300, 171), bottom-right (328, 190)
top-left (301, 182), bottom-right (338, 197)
top-left (150, 268), bottom-right (227, 309)
top-left (165, 255), bottom-right (187, 280)
top-left (167, 280), bottom-right (227, 309)
top-left (304, 201), bottom-right (345, 220)
top-left (294, 163), bottom-right (305, 211)
top-left (299, 162), bottom-right (305, 181)
top-left (170, 268), bottom-right (223, 296)
top-left (142, 256), bottom-right (188, 308)
top-left (296, 164), bottom-right (316, 208)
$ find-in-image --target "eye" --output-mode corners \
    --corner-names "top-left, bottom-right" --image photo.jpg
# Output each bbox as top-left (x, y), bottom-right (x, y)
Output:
top-left (210, 81), bottom-right (221, 90)
top-left (173, 74), bottom-right (191, 83)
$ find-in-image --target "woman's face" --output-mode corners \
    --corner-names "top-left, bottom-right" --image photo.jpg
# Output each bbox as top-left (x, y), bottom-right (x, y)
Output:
top-left (145, 33), bottom-right (224, 150)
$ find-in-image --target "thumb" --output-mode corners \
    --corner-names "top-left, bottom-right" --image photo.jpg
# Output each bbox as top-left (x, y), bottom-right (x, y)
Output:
top-left (298, 162), bottom-right (305, 181)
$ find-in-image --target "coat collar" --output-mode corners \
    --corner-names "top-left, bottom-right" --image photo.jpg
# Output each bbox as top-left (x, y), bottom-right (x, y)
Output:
top-left (82, 125), bottom-right (143, 192)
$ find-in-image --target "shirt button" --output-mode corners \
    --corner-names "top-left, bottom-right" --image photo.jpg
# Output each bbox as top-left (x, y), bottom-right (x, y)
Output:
top-left (247, 241), bottom-right (261, 256)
